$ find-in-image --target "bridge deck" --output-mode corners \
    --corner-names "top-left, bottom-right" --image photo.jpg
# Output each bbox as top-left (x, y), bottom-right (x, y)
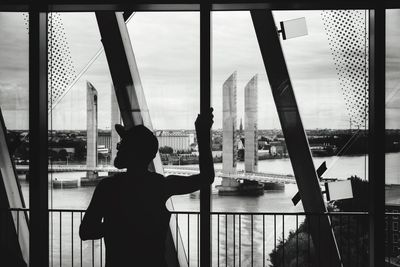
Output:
top-left (16, 164), bottom-right (298, 184)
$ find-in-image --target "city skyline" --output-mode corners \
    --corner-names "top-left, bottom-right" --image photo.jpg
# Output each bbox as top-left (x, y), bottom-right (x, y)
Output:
top-left (1, 10), bottom-right (400, 130)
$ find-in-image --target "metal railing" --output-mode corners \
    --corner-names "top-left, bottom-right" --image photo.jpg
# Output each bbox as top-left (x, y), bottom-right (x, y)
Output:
top-left (385, 213), bottom-right (400, 267)
top-left (1, 209), bottom-right (395, 267)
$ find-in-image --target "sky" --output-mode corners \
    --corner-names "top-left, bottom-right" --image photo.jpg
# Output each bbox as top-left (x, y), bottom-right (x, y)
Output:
top-left (1, 10), bottom-right (400, 130)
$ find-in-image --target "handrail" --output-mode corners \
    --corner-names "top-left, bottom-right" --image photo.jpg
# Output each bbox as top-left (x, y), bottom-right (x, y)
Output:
top-left (6, 207), bottom-right (371, 216)
top-left (2, 208), bottom-right (393, 267)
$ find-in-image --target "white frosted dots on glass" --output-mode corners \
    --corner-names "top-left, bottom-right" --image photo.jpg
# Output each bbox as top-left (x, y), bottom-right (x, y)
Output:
top-left (22, 13), bottom-right (77, 110)
top-left (322, 10), bottom-right (369, 128)
top-left (47, 13), bottom-right (77, 110)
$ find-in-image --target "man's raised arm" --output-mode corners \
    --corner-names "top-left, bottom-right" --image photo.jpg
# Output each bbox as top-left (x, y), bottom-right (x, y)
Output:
top-left (165, 108), bottom-right (215, 197)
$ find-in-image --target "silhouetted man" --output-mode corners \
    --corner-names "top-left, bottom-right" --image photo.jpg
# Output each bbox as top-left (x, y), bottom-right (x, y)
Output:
top-left (79, 108), bottom-right (215, 267)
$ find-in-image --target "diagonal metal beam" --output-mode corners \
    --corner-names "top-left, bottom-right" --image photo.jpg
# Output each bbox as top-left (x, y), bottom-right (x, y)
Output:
top-left (95, 12), bottom-right (186, 267)
top-left (0, 108), bottom-right (28, 267)
top-left (250, 10), bottom-right (342, 267)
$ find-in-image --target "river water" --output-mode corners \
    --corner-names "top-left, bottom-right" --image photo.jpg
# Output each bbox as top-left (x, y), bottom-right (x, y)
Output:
top-left (18, 152), bottom-right (399, 266)
top-left (20, 152), bottom-right (400, 210)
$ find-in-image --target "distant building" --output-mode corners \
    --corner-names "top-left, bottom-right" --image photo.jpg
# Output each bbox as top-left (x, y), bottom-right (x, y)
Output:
top-left (97, 145), bottom-right (109, 155)
top-left (270, 141), bottom-right (287, 156)
top-left (98, 131), bottom-right (112, 151)
top-left (110, 85), bottom-right (121, 163)
top-left (50, 147), bottom-right (75, 154)
top-left (155, 131), bottom-right (194, 152)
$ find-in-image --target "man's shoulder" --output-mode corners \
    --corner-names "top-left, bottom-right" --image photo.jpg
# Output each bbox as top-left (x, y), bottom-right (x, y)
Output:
top-left (150, 171), bottom-right (165, 179)
top-left (139, 171), bottom-right (166, 183)
top-left (96, 174), bottom-right (122, 187)
top-left (97, 172), bottom-right (166, 187)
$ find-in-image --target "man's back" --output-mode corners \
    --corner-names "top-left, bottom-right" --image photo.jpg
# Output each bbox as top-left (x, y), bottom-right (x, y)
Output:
top-left (81, 172), bottom-right (170, 267)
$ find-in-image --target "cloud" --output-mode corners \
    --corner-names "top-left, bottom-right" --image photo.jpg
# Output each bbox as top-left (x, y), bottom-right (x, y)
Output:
top-left (0, 81), bottom-right (28, 109)
top-left (2, 10), bottom-right (400, 130)
top-left (0, 81), bottom-right (29, 129)
top-left (0, 13), bottom-right (29, 88)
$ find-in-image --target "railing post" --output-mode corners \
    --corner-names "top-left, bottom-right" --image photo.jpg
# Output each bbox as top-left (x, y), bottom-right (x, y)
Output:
top-left (200, 2), bottom-right (212, 267)
top-left (29, 5), bottom-right (49, 267)
top-left (368, 7), bottom-right (385, 267)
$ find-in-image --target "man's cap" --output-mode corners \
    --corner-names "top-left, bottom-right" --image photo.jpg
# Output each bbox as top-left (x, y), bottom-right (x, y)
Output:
top-left (115, 124), bottom-right (158, 160)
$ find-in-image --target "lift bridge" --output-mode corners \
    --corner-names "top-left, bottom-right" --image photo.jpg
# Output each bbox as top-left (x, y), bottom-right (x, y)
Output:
top-left (15, 164), bottom-right (297, 184)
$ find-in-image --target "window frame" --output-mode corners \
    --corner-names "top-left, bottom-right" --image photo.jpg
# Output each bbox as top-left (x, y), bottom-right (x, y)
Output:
top-left (0, 1), bottom-right (389, 266)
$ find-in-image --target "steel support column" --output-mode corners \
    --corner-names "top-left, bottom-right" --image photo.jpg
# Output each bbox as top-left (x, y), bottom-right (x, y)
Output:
top-left (29, 8), bottom-right (49, 267)
top-left (200, 3), bottom-right (212, 267)
top-left (250, 10), bottom-right (342, 267)
top-left (368, 8), bottom-right (385, 267)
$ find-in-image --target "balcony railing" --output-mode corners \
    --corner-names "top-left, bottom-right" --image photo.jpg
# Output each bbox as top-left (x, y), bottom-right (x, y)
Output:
top-left (2, 209), bottom-right (396, 267)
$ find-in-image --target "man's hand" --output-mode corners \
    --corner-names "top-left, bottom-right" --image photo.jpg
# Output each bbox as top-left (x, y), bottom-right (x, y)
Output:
top-left (195, 107), bottom-right (214, 134)
top-left (195, 107), bottom-right (215, 185)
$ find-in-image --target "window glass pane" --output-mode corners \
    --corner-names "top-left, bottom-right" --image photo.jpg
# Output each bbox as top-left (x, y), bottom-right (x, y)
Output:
top-left (0, 12), bottom-right (29, 206)
top-left (48, 11), bottom-right (199, 266)
top-left (211, 10), bottom-right (369, 266)
top-left (48, 13), bottom-right (102, 211)
top-left (279, 10), bottom-right (369, 187)
top-left (48, 12), bottom-right (101, 266)
top-left (128, 12), bottom-right (200, 211)
top-left (212, 11), bottom-right (293, 213)
top-left (0, 11), bottom-right (30, 265)
top-left (386, 8), bottom-right (400, 263)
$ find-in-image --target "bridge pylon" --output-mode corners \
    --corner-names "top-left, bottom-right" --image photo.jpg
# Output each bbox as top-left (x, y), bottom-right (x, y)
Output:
top-left (218, 72), bottom-right (240, 195)
top-left (85, 81), bottom-right (98, 181)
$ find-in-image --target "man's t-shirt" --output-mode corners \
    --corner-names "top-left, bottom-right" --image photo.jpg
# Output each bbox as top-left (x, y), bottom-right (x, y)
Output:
top-left (90, 172), bottom-right (171, 267)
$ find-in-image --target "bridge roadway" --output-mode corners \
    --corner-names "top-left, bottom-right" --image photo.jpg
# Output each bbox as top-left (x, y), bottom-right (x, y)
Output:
top-left (15, 164), bottom-right (297, 184)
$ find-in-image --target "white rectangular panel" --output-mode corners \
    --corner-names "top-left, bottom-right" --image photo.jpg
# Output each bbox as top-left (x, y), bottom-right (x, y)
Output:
top-left (281, 17), bottom-right (308, 39)
top-left (327, 180), bottom-right (353, 201)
